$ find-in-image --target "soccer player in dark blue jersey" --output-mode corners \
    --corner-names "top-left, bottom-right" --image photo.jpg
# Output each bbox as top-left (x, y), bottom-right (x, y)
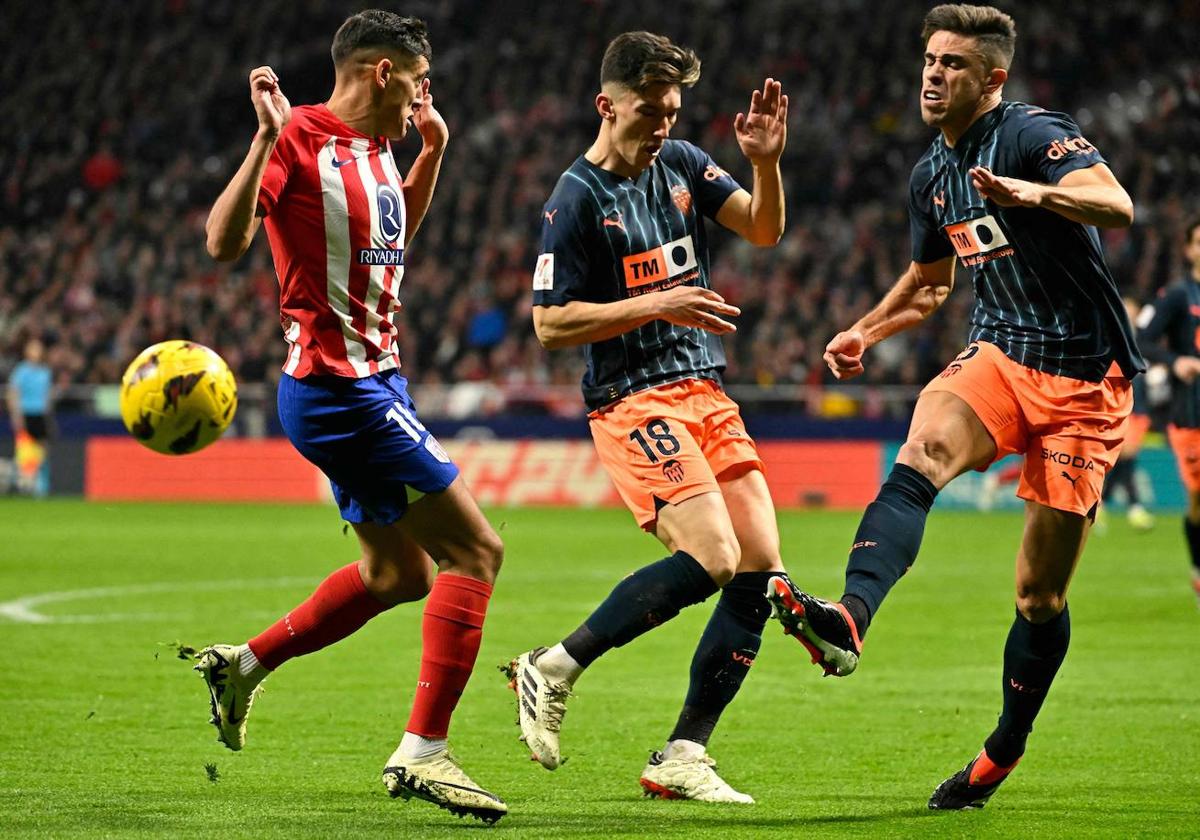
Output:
top-left (507, 31), bottom-right (790, 803)
top-left (765, 4), bottom-right (1144, 811)
top-left (1137, 217), bottom-right (1200, 603)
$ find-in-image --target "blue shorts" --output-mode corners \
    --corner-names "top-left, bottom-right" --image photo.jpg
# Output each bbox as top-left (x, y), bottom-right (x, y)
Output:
top-left (278, 371), bottom-right (459, 524)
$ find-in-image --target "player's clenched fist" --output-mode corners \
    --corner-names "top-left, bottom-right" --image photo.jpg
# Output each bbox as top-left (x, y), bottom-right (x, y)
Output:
top-left (824, 330), bottom-right (866, 379)
top-left (657, 286), bottom-right (741, 334)
top-left (249, 66), bottom-right (291, 137)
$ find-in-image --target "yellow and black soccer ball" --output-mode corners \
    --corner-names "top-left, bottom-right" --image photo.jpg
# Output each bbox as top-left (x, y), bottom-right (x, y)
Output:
top-left (119, 340), bottom-right (238, 455)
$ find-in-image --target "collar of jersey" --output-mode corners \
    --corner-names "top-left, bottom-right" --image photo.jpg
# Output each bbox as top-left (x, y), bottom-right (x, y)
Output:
top-left (579, 153), bottom-right (655, 188)
top-left (942, 101), bottom-right (1007, 155)
top-left (315, 103), bottom-right (385, 148)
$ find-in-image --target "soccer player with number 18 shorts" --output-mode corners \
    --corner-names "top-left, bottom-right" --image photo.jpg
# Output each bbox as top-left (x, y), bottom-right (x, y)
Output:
top-left (198, 11), bottom-right (506, 823)
top-left (507, 31), bottom-right (795, 803)
top-left (1136, 217), bottom-right (1200, 604)
top-left (766, 4), bottom-right (1144, 811)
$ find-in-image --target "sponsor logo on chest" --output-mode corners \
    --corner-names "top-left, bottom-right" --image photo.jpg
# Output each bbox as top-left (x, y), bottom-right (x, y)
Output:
top-left (327, 142), bottom-right (406, 267)
top-left (358, 180), bottom-right (405, 265)
top-left (621, 234), bottom-right (699, 294)
top-left (944, 214), bottom-right (1014, 267)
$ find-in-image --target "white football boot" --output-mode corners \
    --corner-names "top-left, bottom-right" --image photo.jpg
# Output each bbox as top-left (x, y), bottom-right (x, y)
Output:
top-left (382, 746), bottom-right (508, 824)
top-left (194, 644), bottom-right (264, 751)
top-left (1127, 503), bottom-right (1155, 531)
top-left (504, 647), bottom-right (571, 770)
top-left (639, 750), bottom-right (755, 804)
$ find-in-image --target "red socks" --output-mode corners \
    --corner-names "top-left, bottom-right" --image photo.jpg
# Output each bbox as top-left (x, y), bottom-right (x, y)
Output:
top-left (245, 565), bottom-right (492, 740)
top-left (248, 562), bottom-right (387, 671)
top-left (405, 573), bottom-right (493, 739)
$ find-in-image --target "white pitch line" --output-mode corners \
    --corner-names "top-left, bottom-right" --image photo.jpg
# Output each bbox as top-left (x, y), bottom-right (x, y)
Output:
top-left (0, 577), bottom-right (318, 624)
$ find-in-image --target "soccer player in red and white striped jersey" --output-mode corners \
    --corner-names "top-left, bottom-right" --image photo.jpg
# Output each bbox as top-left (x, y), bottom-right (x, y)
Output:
top-left (198, 11), bottom-right (506, 823)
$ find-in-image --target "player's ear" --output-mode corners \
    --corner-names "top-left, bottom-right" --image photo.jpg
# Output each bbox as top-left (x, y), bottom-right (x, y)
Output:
top-left (984, 66), bottom-right (1007, 95)
top-left (596, 92), bottom-right (615, 121)
top-left (375, 57), bottom-right (392, 89)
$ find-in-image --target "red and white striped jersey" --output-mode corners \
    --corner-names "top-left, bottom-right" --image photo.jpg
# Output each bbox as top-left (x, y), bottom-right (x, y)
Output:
top-left (258, 105), bottom-right (407, 378)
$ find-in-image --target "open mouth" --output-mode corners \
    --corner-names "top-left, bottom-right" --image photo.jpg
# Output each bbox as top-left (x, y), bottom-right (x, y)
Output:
top-left (922, 90), bottom-right (944, 104)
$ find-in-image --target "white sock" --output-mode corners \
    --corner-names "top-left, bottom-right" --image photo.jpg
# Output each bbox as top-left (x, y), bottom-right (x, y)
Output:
top-left (236, 644), bottom-right (269, 682)
top-left (663, 738), bottom-right (707, 761)
top-left (399, 731), bottom-right (447, 760)
top-left (535, 644), bottom-right (584, 685)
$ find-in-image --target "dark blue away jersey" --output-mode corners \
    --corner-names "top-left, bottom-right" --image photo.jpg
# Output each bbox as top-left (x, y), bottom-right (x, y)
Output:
top-left (1138, 279), bottom-right (1200, 427)
top-left (908, 101), bottom-right (1144, 383)
top-left (532, 139), bottom-right (740, 410)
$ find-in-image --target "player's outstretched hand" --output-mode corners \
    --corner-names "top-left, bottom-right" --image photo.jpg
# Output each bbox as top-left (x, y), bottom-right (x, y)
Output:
top-left (824, 330), bottom-right (866, 380)
top-left (249, 66), bottom-right (291, 137)
top-left (970, 166), bottom-right (1044, 208)
top-left (735, 78), bottom-right (788, 165)
top-left (411, 78), bottom-right (448, 153)
top-left (1173, 356), bottom-right (1200, 384)
top-left (658, 286), bottom-right (740, 334)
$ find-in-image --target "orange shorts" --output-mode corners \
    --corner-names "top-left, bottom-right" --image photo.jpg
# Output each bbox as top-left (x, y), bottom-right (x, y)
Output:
top-left (589, 378), bottom-right (765, 530)
top-left (921, 341), bottom-right (1131, 516)
top-left (1167, 424), bottom-right (1200, 493)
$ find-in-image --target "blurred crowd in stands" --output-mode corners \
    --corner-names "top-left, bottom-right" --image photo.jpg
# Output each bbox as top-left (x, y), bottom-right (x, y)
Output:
top-left (2, 0), bottom-right (1198, 416)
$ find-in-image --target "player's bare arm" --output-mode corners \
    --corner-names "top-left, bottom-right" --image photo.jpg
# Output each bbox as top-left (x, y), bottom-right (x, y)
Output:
top-left (402, 78), bottom-right (448, 247)
top-left (715, 78), bottom-right (787, 246)
top-left (969, 163), bottom-right (1134, 228)
top-left (824, 256), bottom-right (955, 380)
top-left (533, 286), bottom-right (741, 350)
top-left (205, 67), bottom-right (292, 262)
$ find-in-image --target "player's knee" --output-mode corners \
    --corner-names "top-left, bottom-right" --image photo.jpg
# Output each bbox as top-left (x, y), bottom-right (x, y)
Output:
top-left (692, 533), bottom-right (740, 587)
top-left (1015, 587), bottom-right (1066, 623)
top-left (447, 527), bottom-right (504, 584)
top-left (897, 437), bottom-right (956, 485)
top-left (358, 557), bottom-right (434, 605)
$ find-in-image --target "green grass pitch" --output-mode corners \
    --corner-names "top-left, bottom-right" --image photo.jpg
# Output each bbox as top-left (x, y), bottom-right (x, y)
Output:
top-left (0, 499), bottom-right (1196, 838)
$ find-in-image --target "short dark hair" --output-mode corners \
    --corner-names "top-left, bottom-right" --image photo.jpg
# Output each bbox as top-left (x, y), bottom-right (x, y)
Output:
top-left (600, 31), bottom-right (700, 93)
top-left (921, 4), bottom-right (1017, 71)
top-left (331, 10), bottom-right (431, 68)
top-left (1186, 217), bottom-right (1200, 243)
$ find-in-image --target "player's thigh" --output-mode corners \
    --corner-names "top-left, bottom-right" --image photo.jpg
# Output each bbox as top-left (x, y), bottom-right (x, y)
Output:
top-left (1188, 490), bottom-right (1200, 522)
top-left (909, 343), bottom-right (1017, 486)
top-left (398, 477), bottom-right (504, 583)
top-left (899, 390), bottom-right (998, 486)
top-left (717, 466), bottom-right (783, 574)
top-left (654, 489), bottom-right (740, 584)
top-left (350, 521), bottom-right (436, 604)
top-left (1014, 500), bottom-right (1089, 622)
top-left (1122, 412), bottom-right (1151, 457)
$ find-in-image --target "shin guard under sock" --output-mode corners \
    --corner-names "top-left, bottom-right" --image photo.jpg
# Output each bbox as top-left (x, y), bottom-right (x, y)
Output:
top-left (561, 551), bottom-right (718, 669)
